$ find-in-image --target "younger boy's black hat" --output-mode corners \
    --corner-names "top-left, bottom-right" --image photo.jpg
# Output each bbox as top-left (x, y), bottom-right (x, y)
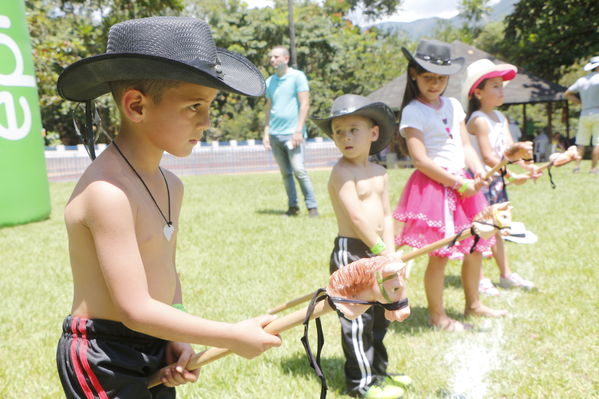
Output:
top-left (57, 16), bottom-right (265, 101)
top-left (401, 39), bottom-right (464, 75)
top-left (312, 94), bottom-right (395, 155)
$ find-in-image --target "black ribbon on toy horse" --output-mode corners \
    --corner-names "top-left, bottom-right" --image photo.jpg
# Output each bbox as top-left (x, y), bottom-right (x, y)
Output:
top-left (301, 288), bottom-right (409, 399)
top-left (447, 220), bottom-right (507, 254)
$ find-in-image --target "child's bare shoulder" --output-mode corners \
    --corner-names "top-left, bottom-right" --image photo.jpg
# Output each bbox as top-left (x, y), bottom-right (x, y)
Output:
top-left (368, 161), bottom-right (387, 175)
top-left (66, 157), bottom-right (134, 224)
top-left (329, 159), bottom-right (357, 182)
top-left (162, 167), bottom-right (184, 192)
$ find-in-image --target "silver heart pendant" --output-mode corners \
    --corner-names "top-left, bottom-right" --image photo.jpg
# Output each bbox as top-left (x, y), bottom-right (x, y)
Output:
top-left (163, 223), bottom-right (174, 241)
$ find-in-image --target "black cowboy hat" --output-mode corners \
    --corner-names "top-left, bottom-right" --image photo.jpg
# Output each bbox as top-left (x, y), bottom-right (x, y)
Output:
top-left (57, 16), bottom-right (265, 101)
top-left (401, 39), bottom-right (464, 75)
top-left (312, 94), bottom-right (395, 155)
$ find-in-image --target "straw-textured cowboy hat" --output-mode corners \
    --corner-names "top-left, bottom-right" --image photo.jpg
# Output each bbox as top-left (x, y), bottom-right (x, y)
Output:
top-left (57, 16), bottom-right (265, 101)
top-left (312, 94), bottom-right (395, 155)
top-left (401, 39), bottom-right (464, 75)
top-left (461, 58), bottom-right (517, 107)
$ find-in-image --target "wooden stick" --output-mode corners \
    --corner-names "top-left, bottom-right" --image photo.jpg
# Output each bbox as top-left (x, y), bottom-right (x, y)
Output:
top-left (266, 291), bottom-right (317, 314)
top-left (267, 229), bottom-right (475, 316)
top-left (147, 300), bottom-right (332, 388)
top-left (484, 158), bottom-right (510, 180)
top-left (535, 161), bottom-right (553, 172)
top-left (400, 228), bottom-right (474, 261)
top-left (147, 226), bottom-right (481, 388)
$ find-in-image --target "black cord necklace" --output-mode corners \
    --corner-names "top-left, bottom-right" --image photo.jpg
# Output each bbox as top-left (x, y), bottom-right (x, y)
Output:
top-left (112, 141), bottom-right (174, 241)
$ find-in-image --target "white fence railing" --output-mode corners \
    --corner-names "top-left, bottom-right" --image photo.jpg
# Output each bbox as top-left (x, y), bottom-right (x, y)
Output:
top-left (45, 138), bottom-right (342, 182)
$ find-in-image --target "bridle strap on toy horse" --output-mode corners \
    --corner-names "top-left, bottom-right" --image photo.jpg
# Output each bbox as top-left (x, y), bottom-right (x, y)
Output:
top-left (301, 288), bottom-right (410, 399)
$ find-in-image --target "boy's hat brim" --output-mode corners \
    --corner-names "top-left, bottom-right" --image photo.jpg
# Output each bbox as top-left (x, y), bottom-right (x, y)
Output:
top-left (312, 94), bottom-right (395, 155)
top-left (401, 39), bottom-right (464, 75)
top-left (57, 17), bottom-right (265, 101)
top-left (583, 56), bottom-right (599, 71)
top-left (461, 58), bottom-right (517, 107)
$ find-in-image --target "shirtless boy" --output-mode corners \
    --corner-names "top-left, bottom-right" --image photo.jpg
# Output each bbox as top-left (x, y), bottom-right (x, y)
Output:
top-left (55, 17), bottom-right (280, 398)
top-left (312, 94), bottom-right (410, 399)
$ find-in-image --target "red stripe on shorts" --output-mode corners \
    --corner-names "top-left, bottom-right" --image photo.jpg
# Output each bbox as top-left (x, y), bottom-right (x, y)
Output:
top-left (70, 317), bottom-right (95, 399)
top-left (77, 318), bottom-right (109, 399)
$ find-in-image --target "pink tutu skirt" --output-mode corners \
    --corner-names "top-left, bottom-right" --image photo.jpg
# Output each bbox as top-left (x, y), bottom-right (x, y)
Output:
top-left (393, 170), bottom-right (495, 257)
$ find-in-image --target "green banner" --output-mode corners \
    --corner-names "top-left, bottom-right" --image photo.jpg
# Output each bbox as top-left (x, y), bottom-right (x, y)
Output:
top-left (0, 1), bottom-right (50, 227)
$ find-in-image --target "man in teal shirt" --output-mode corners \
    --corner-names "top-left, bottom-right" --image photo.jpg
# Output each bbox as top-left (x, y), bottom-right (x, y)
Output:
top-left (263, 46), bottom-right (318, 217)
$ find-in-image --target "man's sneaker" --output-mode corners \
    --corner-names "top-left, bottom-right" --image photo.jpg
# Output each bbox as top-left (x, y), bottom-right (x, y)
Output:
top-left (363, 383), bottom-right (404, 399)
top-left (385, 373), bottom-right (412, 388)
top-left (308, 207), bottom-right (319, 218)
top-left (499, 273), bottom-right (535, 290)
top-left (285, 206), bottom-right (300, 217)
top-left (479, 277), bottom-right (500, 296)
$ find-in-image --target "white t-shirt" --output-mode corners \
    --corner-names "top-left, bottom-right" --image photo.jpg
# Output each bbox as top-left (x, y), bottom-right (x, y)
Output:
top-left (567, 71), bottom-right (599, 116)
top-left (467, 110), bottom-right (508, 173)
top-left (400, 96), bottom-right (466, 173)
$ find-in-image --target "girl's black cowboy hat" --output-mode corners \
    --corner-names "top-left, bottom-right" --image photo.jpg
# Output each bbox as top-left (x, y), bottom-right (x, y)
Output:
top-left (401, 39), bottom-right (464, 75)
top-left (312, 94), bottom-right (395, 155)
top-left (57, 16), bottom-right (265, 101)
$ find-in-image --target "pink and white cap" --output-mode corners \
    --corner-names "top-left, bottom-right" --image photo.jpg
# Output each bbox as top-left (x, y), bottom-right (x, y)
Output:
top-left (461, 58), bottom-right (517, 106)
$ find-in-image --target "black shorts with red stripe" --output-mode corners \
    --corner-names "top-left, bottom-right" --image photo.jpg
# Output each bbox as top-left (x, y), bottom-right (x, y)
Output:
top-left (56, 316), bottom-right (176, 398)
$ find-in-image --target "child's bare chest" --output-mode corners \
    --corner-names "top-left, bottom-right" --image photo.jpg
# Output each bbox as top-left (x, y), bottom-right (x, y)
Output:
top-left (354, 174), bottom-right (384, 201)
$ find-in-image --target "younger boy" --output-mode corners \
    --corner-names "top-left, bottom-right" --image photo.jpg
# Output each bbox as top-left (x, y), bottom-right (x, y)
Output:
top-left (312, 95), bottom-right (411, 399)
top-left (55, 17), bottom-right (281, 398)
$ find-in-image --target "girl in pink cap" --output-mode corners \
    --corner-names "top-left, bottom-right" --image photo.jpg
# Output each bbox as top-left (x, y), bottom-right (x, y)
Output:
top-left (464, 59), bottom-right (540, 295)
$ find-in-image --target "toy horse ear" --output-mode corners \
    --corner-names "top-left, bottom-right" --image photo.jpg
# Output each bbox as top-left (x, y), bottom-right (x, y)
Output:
top-left (381, 260), bottom-right (407, 275)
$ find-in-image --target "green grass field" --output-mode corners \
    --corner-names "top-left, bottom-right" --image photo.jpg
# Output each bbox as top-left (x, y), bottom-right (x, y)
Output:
top-left (0, 163), bottom-right (597, 398)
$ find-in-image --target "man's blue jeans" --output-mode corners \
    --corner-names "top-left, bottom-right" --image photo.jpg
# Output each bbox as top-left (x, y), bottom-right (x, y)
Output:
top-left (269, 134), bottom-right (317, 209)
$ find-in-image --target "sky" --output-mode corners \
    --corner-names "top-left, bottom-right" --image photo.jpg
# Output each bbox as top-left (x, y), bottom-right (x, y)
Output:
top-left (244, 0), bottom-right (501, 23)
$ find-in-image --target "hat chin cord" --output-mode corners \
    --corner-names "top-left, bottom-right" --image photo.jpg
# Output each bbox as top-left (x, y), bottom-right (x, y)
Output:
top-left (72, 100), bottom-right (104, 161)
top-left (85, 100), bottom-right (96, 160)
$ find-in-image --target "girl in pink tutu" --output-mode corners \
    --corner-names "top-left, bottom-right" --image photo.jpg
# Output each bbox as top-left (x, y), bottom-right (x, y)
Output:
top-left (394, 40), bottom-right (507, 331)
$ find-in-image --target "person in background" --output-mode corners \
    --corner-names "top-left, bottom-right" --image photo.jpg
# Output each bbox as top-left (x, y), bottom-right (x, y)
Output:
top-left (263, 46), bottom-right (319, 217)
top-left (564, 55), bottom-right (599, 174)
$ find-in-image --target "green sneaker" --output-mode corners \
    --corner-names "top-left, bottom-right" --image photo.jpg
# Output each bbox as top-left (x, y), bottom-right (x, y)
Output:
top-left (363, 383), bottom-right (404, 399)
top-left (385, 373), bottom-right (413, 388)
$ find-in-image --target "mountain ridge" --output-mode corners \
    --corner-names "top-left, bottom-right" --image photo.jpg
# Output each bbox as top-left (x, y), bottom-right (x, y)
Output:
top-left (372, 0), bottom-right (518, 40)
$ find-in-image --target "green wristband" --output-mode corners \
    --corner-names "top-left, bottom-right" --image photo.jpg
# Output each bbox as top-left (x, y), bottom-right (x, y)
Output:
top-left (172, 303), bottom-right (187, 312)
top-left (370, 237), bottom-right (386, 255)
top-left (457, 180), bottom-right (470, 194)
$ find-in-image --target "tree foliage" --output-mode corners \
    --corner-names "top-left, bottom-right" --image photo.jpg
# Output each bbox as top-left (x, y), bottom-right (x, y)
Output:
top-left (321, 0), bottom-right (402, 19)
top-left (503, 0), bottom-right (599, 81)
top-left (26, 0), bottom-right (409, 143)
top-left (457, 0), bottom-right (491, 42)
